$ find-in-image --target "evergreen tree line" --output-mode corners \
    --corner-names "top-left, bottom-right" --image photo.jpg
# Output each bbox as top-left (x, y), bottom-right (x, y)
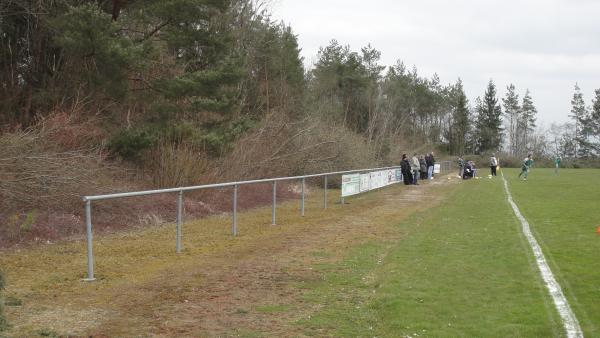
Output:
top-left (307, 45), bottom-right (528, 158)
top-left (1, 1), bottom-right (598, 165)
top-left (1, 0), bottom-right (304, 157)
top-left (565, 84), bottom-right (600, 158)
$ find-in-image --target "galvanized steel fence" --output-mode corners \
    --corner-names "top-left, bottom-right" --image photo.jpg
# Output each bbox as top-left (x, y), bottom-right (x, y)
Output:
top-left (81, 161), bottom-right (453, 281)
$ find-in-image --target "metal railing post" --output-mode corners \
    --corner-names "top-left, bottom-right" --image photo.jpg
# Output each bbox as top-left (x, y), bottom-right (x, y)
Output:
top-left (301, 177), bottom-right (305, 216)
top-left (84, 200), bottom-right (95, 281)
top-left (272, 181), bottom-right (277, 225)
top-left (323, 175), bottom-right (328, 209)
top-left (232, 184), bottom-right (238, 236)
top-left (176, 190), bottom-right (183, 253)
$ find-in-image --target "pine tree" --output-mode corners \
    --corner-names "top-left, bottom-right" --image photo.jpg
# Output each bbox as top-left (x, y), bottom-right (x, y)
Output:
top-left (475, 80), bottom-right (503, 154)
top-left (448, 79), bottom-right (470, 155)
top-left (570, 83), bottom-right (590, 157)
top-left (311, 40), bottom-right (372, 132)
top-left (502, 84), bottom-right (521, 156)
top-left (587, 89), bottom-right (600, 155)
top-left (520, 89), bottom-right (537, 155)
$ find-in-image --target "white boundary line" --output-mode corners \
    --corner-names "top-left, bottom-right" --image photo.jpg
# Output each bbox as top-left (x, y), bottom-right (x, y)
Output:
top-left (501, 171), bottom-right (583, 338)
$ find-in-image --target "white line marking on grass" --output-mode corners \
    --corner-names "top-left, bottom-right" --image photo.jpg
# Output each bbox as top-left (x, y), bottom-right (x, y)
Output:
top-left (501, 172), bottom-right (583, 338)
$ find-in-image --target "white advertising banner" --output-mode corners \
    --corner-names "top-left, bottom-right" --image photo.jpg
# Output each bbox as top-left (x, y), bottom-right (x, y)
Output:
top-left (434, 163), bottom-right (441, 174)
top-left (359, 174), bottom-right (371, 192)
top-left (342, 169), bottom-right (401, 197)
top-left (369, 171), bottom-right (380, 190)
top-left (341, 174), bottom-right (361, 197)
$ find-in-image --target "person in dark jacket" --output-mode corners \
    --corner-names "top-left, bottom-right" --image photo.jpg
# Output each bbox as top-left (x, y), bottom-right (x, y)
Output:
top-left (426, 152), bottom-right (435, 179)
top-left (401, 154), bottom-right (412, 185)
top-left (419, 155), bottom-right (427, 180)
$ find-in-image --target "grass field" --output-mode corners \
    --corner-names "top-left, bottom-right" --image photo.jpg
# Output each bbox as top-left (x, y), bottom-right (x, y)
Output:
top-left (0, 168), bottom-right (598, 337)
top-left (505, 168), bottom-right (600, 336)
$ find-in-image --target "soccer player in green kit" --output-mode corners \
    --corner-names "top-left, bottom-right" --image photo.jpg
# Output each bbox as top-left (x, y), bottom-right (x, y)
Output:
top-left (518, 154), bottom-right (534, 180)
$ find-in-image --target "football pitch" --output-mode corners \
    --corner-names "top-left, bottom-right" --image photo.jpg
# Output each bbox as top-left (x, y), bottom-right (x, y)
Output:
top-left (1, 168), bottom-right (598, 336)
top-left (308, 169), bottom-right (600, 337)
top-left (300, 168), bottom-right (600, 337)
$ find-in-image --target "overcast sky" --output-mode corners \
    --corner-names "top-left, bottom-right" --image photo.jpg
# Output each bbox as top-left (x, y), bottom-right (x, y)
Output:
top-left (271, 0), bottom-right (600, 125)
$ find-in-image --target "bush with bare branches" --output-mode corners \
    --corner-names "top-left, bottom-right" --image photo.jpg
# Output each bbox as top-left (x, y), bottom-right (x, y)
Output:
top-left (217, 112), bottom-right (386, 181)
top-left (143, 141), bottom-right (211, 188)
top-left (0, 114), bottom-right (112, 213)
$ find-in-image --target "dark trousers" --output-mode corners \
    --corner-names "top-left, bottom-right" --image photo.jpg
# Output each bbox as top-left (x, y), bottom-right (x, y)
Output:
top-left (412, 170), bottom-right (419, 184)
top-left (490, 166), bottom-right (497, 176)
top-left (402, 170), bottom-right (412, 185)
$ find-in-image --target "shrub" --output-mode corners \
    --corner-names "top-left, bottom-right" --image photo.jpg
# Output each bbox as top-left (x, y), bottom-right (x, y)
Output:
top-left (218, 112), bottom-right (381, 181)
top-left (0, 127), bottom-right (107, 213)
top-left (143, 141), bottom-right (210, 188)
top-left (108, 128), bottom-right (157, 160)
top-left (198, 117), bottom-right (256, 156)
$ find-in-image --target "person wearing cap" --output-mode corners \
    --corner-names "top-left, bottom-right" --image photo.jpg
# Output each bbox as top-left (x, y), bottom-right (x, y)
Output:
top-left (490, 153), bottom-right (498, 176)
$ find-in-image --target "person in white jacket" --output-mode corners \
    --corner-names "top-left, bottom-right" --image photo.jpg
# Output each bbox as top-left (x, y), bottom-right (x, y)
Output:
top-left (490, 153), bottom-right (498, 176)
top-left (411, 153), bottom-right (420, 185)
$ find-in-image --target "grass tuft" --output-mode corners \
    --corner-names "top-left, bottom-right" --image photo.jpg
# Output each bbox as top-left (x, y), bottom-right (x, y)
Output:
top-left (0, 271), bottom-right (8, 332)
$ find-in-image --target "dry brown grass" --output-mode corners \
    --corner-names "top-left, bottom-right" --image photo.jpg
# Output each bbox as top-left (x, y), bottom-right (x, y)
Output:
top-left (0, 176), bottom-right (455, 337)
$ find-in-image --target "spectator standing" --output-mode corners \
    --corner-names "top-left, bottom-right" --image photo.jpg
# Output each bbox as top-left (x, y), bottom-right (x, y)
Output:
top-left (419, 155), bottom-right (427, 180)
top-left (411, 153), bottom-right (420, 185)
top-left (426, 152), bottom-right (435, 179)
top-left (458, 156), bottom-right (465, 178)
top-left (490, 153), bottom-right (498, 176)
top-left (554, 156), bottom-right (561, 174)
top-left (401, 154), bottom-right (412, 185)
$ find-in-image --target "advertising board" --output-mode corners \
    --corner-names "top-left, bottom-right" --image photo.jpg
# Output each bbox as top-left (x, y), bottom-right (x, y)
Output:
top-left (343, 169), bottom-right (401, 197)
top-left (341, 174), bottom-right (361, 197)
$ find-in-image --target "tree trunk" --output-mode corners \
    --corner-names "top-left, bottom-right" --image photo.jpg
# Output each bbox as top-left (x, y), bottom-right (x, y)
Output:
top-left (22, 0), bottom-right (44, 126)
top-left (112, 0), bottom-right (123, 21)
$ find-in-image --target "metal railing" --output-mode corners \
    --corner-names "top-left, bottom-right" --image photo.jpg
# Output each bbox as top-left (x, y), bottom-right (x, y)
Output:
top-left (81, 161), bottom-right (454, 281)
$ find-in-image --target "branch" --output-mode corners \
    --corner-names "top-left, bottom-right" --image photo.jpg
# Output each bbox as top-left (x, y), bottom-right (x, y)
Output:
top-left (137, 21), bottom-right (170, 42)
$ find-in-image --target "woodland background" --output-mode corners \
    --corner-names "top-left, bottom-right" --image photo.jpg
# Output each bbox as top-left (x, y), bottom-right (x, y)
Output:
top-left (1, 0), bottom-right (599, 248)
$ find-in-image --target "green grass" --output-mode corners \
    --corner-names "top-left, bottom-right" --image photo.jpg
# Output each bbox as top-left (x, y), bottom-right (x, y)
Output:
top-left (504, 168), bottom-right (600, 336)
top-left (0, 271), bottom-right (8, 332)
top-left (301, 174), bottom-right (566, 336)
top-left (2, 169), bottom-right (598, 336)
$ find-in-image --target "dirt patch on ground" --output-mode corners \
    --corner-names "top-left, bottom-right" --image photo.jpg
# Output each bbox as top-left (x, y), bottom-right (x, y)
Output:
top-left (2, 177), bottom-right (459, 336)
